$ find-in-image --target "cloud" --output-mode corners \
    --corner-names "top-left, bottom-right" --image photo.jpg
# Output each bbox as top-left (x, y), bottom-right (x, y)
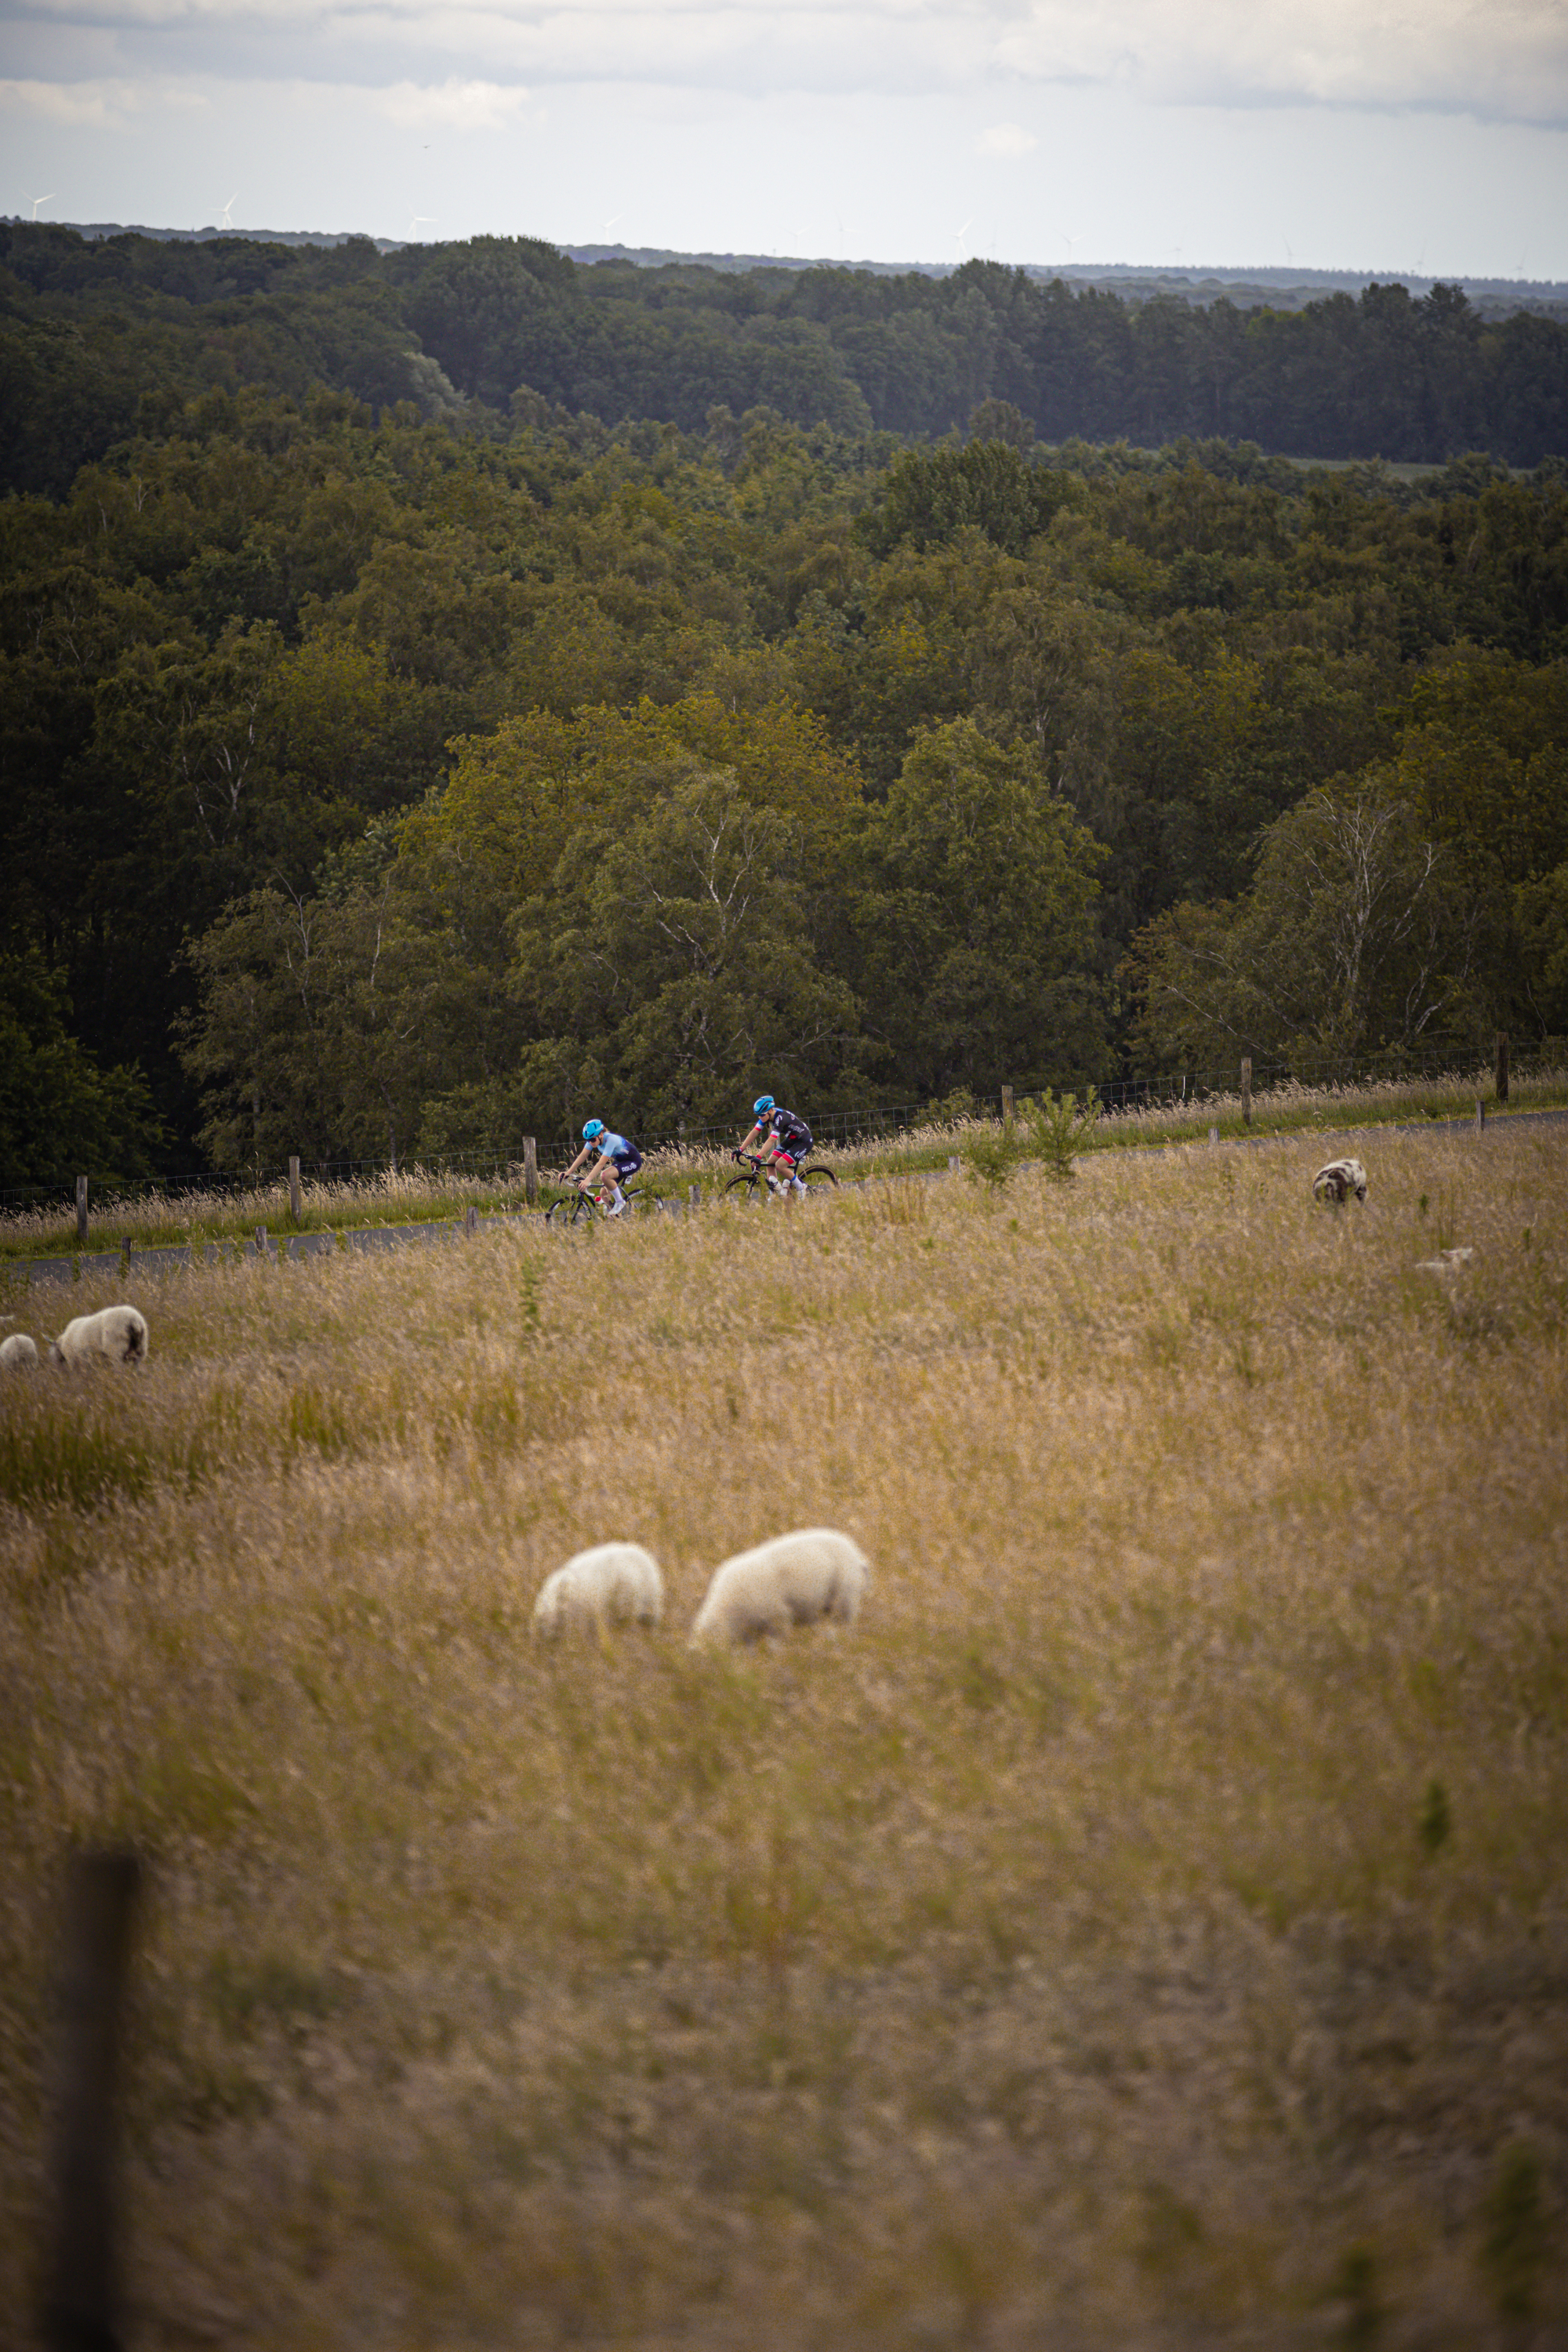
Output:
top-left (0, 71), bottom-right (213, 123)
top-left (5, 0), bottom-right (1568, 125)
top-left (978, 120), bottom-right (1037, 154)
top-left (372, 76), bottom-right (532, 127)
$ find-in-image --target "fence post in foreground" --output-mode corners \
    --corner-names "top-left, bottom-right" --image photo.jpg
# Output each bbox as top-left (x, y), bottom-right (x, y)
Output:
top-left (253, 1225), bottom-right (267, 1258)
top-left (1001, 1085), bottom-right (1014, 1137)
top-left (1496, 1033), bottom-right (1509, 1104)
top-left (1240, 1058), bottom-right (1252, 1127)
top-left (288, 1156), bottom-right (302, 1223)
top-left (1209, 1125), bottom-right (1220, 1145)
top-left (75, 1178), bottom-right (88, 1249)
top-left (523, 1138), bottom-right (539, 1207)
top-left (688, 1183), bottom-right (701, 1211)
top-left (464, 1204), bottom-right (477, 1236)
top-left (1475, 1099), bottom-right (1485, 1133)
top-left (42, 1849), bottom-right (142, 2352)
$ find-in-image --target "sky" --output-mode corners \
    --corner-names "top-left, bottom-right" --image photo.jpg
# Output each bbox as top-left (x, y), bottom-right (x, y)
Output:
top-left (2, 0), bottom-right (1567, 280)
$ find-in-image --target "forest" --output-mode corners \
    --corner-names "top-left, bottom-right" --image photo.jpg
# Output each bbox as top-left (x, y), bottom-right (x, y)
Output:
top-left (2, 223), bottom-right (1567, 1185)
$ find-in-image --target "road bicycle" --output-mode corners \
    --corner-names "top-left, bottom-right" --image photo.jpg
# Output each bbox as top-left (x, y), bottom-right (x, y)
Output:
top-left (544, 1174), bottom-right (647, 1227)
top-left (723, 1149), bottom-right (838, 1201)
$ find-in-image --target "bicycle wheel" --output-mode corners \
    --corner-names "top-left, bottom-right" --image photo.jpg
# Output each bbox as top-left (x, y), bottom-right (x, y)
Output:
top-left (800, 1164), bottom-right (838, 1189)
top-left (723, 1172), bottom-right (760, 1200)
top-left (546, 1191), bottom-right (596, 1227)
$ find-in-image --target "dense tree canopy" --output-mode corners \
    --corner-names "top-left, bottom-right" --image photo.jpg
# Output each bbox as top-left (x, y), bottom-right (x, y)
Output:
top-left (1, 256), bottom-right (1564, 1172)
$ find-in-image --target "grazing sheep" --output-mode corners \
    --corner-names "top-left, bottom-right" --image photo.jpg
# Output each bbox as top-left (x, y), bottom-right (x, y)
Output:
top-left (532, 1541), bottom-right (664, 1635)
top-left (1312, 1157), bottom-right (1368, 1204)
top-left (691, 1528), bottom-right (869, 1646)
top-left (1, 1332), bottom-right (39, 1367)
top-left (47, 1305), bottom-right (149, 1367)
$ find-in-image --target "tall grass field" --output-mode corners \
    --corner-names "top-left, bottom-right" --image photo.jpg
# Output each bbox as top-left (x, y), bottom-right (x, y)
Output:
top-left (2, 1127), bottom-right (1564, 2348)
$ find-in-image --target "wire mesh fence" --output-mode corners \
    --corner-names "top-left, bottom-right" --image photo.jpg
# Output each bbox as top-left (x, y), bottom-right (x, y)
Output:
top-left (3, 1036), bottom-right (1560, 1227)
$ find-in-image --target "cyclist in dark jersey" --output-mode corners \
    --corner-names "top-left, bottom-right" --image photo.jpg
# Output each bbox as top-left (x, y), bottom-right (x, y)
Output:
top-left (561, 1118), bottom-right (642, 1216)
top-left (738, 1094), bottom-right (813, 1198)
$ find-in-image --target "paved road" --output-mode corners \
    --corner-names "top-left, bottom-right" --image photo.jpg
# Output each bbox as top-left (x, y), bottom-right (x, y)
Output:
top-left (4, 1104), bottom-right (1562, 1290)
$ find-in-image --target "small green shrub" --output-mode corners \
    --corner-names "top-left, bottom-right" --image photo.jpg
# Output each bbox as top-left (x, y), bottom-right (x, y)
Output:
top-left (1019, 1087), bottom-right (1100, 1181)
top-left (1480, 2144), bottom-right (1547, 2320)
top-left (962, 1129), bottom-right (1023, 1190)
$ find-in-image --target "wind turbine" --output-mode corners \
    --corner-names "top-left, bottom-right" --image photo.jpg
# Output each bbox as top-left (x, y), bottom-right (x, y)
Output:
top-left (601, 214), bottom-right (622, 234)
top-left (407, 215), bottom-right (436, 240)
top-left (219, 194), bottom-right (237, 230)
top-left (28, 193), bottom-right (55, 220)
top-left (950, 218), bottom-right (974, 267)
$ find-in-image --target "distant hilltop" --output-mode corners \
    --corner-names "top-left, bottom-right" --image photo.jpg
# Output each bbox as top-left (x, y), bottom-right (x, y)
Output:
top-left (15, 219), bottom-right (1568, 317)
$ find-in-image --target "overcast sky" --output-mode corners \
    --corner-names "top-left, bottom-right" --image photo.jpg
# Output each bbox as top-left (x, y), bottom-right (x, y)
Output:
top-left (3, 0), bottom-right (1567, 278)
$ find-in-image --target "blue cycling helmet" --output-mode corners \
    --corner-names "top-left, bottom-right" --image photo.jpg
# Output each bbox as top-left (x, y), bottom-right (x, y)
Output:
top-left (753, 1095), bottom-right (775, 1116)
top-left (582, 1118), bottom-right (605, 1142)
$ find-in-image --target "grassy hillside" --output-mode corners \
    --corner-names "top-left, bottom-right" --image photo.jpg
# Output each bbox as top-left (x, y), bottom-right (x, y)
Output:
top-left (2, 1127), bottom-right (1565, 2346)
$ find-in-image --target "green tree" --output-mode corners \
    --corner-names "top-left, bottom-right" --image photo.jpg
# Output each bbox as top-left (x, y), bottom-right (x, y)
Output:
top-left (511, 767), bottom-right (866, 1134)
top-left (1124, 775), bottom-right (1484, 1069)
top-left (847, 718), bottom-right (1108, 1098)
top-left (0, 943), bottom-right (164, 1188)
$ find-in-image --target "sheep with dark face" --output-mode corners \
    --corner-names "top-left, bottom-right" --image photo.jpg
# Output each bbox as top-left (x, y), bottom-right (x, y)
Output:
top-left (1312, 1158), bottom-right (1368, 1205)
top-left (48, 1305), bottom-right (149, 1367)
top-left (691, 1528), bottom-right (869, 1646)
top-left (532, 1542), bottom-right (664, 1635)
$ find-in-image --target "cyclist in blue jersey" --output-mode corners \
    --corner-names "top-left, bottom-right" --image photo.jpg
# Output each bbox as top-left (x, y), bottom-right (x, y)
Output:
top-left (561, 1118), bottom-right (643, 1217)
top-left (738, 1094), bottom-right (813, 1198)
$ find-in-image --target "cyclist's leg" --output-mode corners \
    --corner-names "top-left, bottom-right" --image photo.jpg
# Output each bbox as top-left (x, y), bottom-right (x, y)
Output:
top-left (607, 1150), bottom-right (640, 1214)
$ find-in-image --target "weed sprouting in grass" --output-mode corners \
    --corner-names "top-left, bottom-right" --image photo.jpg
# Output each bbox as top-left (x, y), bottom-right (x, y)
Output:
top-left (1479, 2143), bottom-right (1548, 2322)
top-left (1330, 2245), bottom-right (1385, 2349)
top-left (1418, 1777), bottom-right (1453, 1855)
top-left (0, 1128), bottom-right (1564, 2347)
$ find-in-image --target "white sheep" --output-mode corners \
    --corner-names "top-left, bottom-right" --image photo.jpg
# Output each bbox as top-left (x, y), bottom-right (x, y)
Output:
top-left (1312, 1157), bottom-right (1368, 1204)
top-left (47, 1305), bottom-right (149, 1367)
top-left (690, 1527), bottom-right (869, 1646)
top-left (1, 1332), bottom-right (39, 1367)
top-left (532, 1541), bottom-right (664, 1635)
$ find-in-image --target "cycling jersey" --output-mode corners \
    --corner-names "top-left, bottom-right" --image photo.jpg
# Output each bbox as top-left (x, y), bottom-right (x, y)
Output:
top-left (764, 1108), bottom-right (812, 1156)
top-left (595, 1131), bottom-right (642, 1174)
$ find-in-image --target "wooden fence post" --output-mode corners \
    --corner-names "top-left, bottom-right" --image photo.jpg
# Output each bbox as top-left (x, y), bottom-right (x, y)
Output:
top-left (42, 1850), bottom-right (141, 2352)
top-left (253, 1225), bottom-right (267, 1257)
top-left (1000, 1085), bottom-right (1014, 1137)
top-left (523, 1138), bottom-right (539, 1207)
top-left (75, 1178), bottom-right (88, 1249)
top-left (1475, 1098), bottom-right (1485, 1133)
top-left (1240, 1058), bottom-right (1252, 1127)
top-left (1496, 1033), bottom-right (1509, 1104)
top-left (464, 1204), bottom-right (477, 1236)
top-left (289, 1156), bottom-right (302, 1222)
top-left (688, 1183), bottom-right (701, 1210)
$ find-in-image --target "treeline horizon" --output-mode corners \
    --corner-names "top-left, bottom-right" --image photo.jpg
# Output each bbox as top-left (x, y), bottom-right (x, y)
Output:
top-left (5, 223), bottom-right (1568, 506)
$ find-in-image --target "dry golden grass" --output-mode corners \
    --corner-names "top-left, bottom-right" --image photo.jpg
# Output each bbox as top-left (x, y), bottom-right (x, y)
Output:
top-left (2, 1128), bottom-right (1565, 2349)
top-left (3, 1064), bottom-right (1564, 1265)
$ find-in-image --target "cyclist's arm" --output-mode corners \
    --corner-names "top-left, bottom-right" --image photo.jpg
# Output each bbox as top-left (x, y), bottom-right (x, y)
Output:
top-left (739, 1123), bottom-right (765, 1152)
top-left (561, 1142), bottom-right (592, 1181)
